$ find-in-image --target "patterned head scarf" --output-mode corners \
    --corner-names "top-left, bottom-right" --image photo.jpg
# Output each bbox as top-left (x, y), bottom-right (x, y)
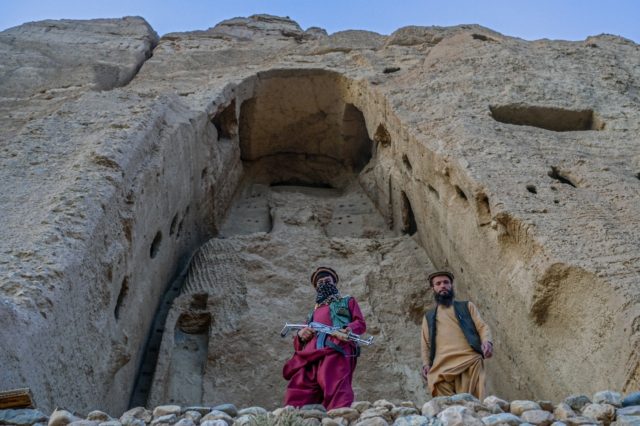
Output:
top-left (311, 267), bottom-right (340, 305)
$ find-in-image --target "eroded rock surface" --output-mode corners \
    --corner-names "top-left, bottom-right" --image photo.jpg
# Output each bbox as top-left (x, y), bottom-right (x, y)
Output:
top-left (0, 17), bottom-right (158, 140)
top-left (148, 183), bottom-right (433, 408)
top-left (0, 13), bottom-right (639, 413)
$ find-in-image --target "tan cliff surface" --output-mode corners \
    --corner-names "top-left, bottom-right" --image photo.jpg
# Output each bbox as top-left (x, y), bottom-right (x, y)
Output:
top-left (0, 14), bottom-right (639, 413)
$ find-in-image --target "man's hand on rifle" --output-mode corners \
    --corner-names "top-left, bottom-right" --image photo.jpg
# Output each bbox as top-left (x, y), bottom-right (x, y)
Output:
top-left (334, 327), bottom-right (351, 342)
top-left (297, 327), bottom-right (315, 342)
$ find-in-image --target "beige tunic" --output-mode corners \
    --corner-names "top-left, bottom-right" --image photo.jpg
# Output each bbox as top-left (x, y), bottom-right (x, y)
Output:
top-left (420, 301), bottom-right (492, 399)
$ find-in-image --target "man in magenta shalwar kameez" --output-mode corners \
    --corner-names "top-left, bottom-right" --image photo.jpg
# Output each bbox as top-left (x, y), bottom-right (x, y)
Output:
top-left (283, 267), bottom-right (366, 410)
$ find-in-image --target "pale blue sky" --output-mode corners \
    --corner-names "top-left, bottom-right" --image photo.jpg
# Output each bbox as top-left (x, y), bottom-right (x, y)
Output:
top-left (1, 0), bottom-right (638, 43)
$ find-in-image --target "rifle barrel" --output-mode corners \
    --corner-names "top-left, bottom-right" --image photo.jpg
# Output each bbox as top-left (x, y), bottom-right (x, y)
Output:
top-left (280, 322), bottom-right (374, 346)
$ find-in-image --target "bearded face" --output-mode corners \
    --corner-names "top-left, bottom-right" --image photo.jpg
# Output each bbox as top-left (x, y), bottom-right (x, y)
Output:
top-left (431, 275), bottom-right (454, 307)
top-left (434, 287), bottom-right (455, 306)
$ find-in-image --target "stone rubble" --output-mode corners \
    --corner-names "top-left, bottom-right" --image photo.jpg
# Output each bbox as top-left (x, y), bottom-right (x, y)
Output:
top-left (1, 391), bottom-right (639, 426)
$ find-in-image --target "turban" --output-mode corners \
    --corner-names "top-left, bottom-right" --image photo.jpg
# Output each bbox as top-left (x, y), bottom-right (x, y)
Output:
top-left (310, 267), bottom-right (339, 288)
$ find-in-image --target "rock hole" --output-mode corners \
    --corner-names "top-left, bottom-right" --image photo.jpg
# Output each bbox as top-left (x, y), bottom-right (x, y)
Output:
top-left (383, 66), bottom-right (401, 74)
top-left (548, 167), bottom-right (577, 188)
top-left (150, 231), bottom-right (162, 259)
top-left (489, 104), bottom-right (604, 132)
top-left (114, 277), bottom-right (129, 320)
top-left (176, 219), bottom-right (184, 239)
top-left (472, 34), bottom-right (492, 41)
top-left (341, 103), bottom-right (373, 170)
top-left (428, 185), bottom-right (439, 199)
top-left (267, 209), bottom-right (274, 233)
top-left (476, 193), bottom-right (491, 225)
top-left (401, 191), bottom-right (418, 236)
top-left (211, 99), bottom-right (238, 140)
top-left (189, 293), bottom-right (208, 310)
top-left (526, 185), bottom-right (537, 194)
top-left (402, 154), bottom-right (413, 172)
top-left (170, 310), bottom-right (211, 403)
top-left (177, 311), bottom-right (211, 333)
top-left (122, 218), bottom-right (133, 243)
top-left (374, 123), bottom-right (391, 147)
top-left (201, 167), bottom-right (208, 181)
top-left (455, 185), bottom-right (468, 201)
top-left (270, 180), bottom-right (334, 189)
top-left (635, 172), bottom-right (640, 180)
top-left (169, 213), bottom-right (179, 236)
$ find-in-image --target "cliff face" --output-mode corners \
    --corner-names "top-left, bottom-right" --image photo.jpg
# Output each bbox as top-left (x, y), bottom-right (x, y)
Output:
top-left (0, 14), bottom-right (639, 413)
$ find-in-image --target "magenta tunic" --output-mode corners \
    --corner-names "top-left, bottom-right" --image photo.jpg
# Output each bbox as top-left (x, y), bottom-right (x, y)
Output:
top-left (283, 297), bottom-right (366, 410)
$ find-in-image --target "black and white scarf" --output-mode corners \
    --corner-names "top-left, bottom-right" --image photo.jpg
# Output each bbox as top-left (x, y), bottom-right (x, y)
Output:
top-left (315, 282), bottom-right (340, 305)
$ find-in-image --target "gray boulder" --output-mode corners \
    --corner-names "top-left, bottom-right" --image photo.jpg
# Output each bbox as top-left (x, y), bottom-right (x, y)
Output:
top-left (48, 410), bottom-right (82, 426)
top-left (618, 407), bottom-right (640, 417)
top-left (564, 396), bottom-right (592, 413)
top-left (622, 393), bottom-right (640, 408)
top-left (393, 415), bottom-right (432, 426)
top-left (510, 402), bottom-right (542, 417)
top-left (0, 409), bottom-right (48, 426)
top-left (213, 405), bottom-right (239, 418)
top-left (481, 413), bottom-right (523, 425)
top-left (437, 406), bottom-right (483, 426)
top-left (520, 410), bottom-right (554, 426)
top-left (593, 391), bottom-right (622, 407)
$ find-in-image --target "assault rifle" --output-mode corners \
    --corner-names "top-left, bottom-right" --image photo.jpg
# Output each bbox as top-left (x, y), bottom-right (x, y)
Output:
top-left (280, 321), bottom-right (374, 346)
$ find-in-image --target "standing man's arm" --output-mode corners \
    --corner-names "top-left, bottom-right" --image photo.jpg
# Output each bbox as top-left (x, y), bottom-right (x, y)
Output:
top-left (420, 316), bottom-right (431, 378)
top-left (468, 302), bottom-right (494, 358)
top-left (345, 297), bottom-right (366, 335)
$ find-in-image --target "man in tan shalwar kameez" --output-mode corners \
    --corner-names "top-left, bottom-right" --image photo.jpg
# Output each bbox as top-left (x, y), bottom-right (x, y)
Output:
top-left (420, 271), bottom-right (493, 399)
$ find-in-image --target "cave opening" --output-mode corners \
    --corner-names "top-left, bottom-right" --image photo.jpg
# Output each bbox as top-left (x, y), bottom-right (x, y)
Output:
top-left (114, 277), bottom-right (129, 320)
top-left (374, 123), bottom-right (391, 148)
top-left (402, 154), bottom-right (413, 172)
top-left (548, 166), bottom-right (577, 188)
top-left (211, 99), bottom-right (238, 141)
top-left (238, 70), bottom-right (372, 189)
top-left (401, 191), bottom-right (418, 236)
top-left (455, 185), bottom-right (469, 201)
top-left (150, 231), bottom-right (162, 259)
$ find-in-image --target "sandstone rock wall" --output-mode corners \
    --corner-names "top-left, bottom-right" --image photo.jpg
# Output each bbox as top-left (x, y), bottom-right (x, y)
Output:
top-left (0, 17), bottom-right (158, 141)
top-left (0, 14), bottom-right (639, 413)
top-left (0, 18), bottom-right (242, 413)
top-left (147, 182), bottom-right (434, 408)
